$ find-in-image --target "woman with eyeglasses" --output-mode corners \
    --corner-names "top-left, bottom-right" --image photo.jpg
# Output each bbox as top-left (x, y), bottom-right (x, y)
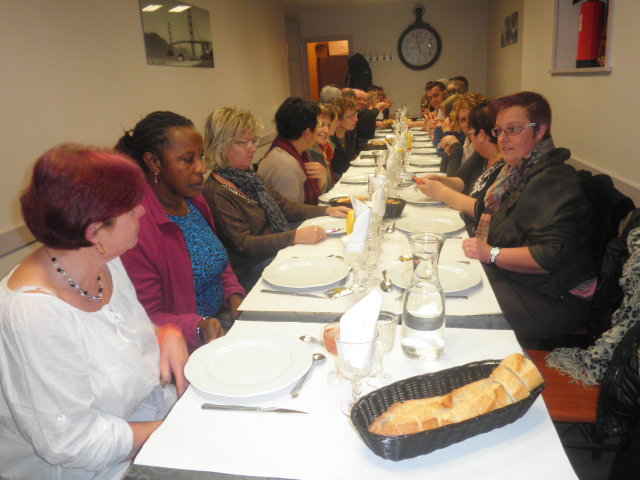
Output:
top-left (461, 91), bottom-right (595, 345)
top-left (416, 102), bottom-right (504, 236)
top-left (117, 111), bottom-right (246, 350)
top-left (308, 103), bottom-right (336, 193)
top-left (329, 96), bottom-right (358, 178)
top-left (202, 107), bottom-right (350, 290)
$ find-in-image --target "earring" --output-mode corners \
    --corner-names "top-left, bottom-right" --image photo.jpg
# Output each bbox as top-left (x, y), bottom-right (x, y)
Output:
top-left (95, 242), bottom-right (107, 256)
top-left (154, 171), bottom-right (159, 184)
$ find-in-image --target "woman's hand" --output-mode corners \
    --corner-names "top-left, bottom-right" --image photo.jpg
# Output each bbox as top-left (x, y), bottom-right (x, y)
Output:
top-left (440, 135), bottom-right (460, 155)
top-left (304, 162), bottom-right (327, 191)
top-left (462, 238), bottom-right (492, 263)
top-left (416, 173), bottom-right (444, 184)
top-left (198, 316), bottom-right (224, 343)
top-left (294, 225), bottom-right (327, 244)
top-left (228, 293), bottom-right (243, 322)
top-left (418, 180), bottom-right (446, 200)
top-left (156, 325), bottom-right (189, 397)
top-left (325, 206), bottom-right (350, 218)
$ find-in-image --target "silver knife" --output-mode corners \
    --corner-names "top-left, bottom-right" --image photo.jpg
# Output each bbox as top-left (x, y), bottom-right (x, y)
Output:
top-left (260, 289), bottom-right (325, 298)
top-left (201, 403), bottom-right (309, 414)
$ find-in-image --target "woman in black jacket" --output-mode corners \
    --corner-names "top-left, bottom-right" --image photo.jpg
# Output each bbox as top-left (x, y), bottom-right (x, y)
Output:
top-left (462, 91), bottom-right (595, 343)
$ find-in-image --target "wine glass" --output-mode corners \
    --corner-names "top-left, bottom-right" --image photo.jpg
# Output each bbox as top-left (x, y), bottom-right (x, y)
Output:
top-left (362, 230), bottom-right (381, 286)
top-left (366, 312), bottom-right (399, 387)
top-left (335, 329), bottom-right (377, 415)
top-left (341, 237), bottom-right (367, 293)
top-left (321, 322), bottom-right (348, 386)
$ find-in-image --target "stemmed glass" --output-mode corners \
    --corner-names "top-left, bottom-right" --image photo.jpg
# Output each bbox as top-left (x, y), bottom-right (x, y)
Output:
top-left (321, 322), bottom-right (348, 385)
top-left (366, 312), bottom-right (399, 387)
top-left (341, 237), bottom-right (367, 293)
top-left (335, 329), bottom-right (377, 415)
top-left (362, 230), bottom-right (381, 286)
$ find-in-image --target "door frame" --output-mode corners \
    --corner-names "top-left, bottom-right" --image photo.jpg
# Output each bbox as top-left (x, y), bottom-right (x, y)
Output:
top-left (300, 34), bottom-right (353, 99)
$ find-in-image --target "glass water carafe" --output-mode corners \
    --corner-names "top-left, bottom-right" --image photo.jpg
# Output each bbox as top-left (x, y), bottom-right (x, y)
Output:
top-left (401, 232), bottom-right (446, 361)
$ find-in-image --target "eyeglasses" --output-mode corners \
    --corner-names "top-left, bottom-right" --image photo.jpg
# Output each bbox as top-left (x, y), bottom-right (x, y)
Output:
top-left (317, 120), bottom-right (326, 129)
top-left (491, 123), bottom-right (536, 138)
top-left (234, 138), bottom-right (259, 148)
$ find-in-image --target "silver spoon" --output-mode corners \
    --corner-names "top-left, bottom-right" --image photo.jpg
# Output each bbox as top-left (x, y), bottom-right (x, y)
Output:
top-left (380, 270), bottom-right (393, 292)
top-left (385, 222), bottom-right (397, 234)
top-left (299, 335), bottom-right (323, 346)
top-left (290, 353), bottom-right (326, 398)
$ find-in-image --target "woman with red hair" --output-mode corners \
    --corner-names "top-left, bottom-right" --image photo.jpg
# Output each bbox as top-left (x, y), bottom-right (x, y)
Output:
top-left (462, 92), bottom-right (595, 344)
top-left (0, 144), bottom-right (186, 479)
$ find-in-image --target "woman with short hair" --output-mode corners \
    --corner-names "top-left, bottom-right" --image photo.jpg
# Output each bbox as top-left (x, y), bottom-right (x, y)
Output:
top-left (0, 144), bottom-right (184, 479)
top-left (330, 96), bottom-right (358, 177)
top-left (462, 91), bottom-right (596, 343)
top-left (202, 106), bottom-right (349, 290)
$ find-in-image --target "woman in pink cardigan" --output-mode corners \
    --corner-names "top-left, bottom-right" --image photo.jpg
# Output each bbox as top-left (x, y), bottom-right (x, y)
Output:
top-left (117, 111), bottom-right (245, 350)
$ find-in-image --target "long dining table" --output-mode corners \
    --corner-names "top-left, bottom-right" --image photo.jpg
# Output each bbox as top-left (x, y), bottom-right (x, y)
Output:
top-left (126, 129), bottom-right (578, 479)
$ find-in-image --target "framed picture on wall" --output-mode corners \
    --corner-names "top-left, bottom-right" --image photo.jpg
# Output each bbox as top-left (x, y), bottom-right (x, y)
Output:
top-left (139, 1), bottom-right (214, 68)
top-left (501, 11), bottom-right (519, 48)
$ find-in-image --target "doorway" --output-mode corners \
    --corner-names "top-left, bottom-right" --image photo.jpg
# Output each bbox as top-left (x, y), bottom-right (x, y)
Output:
top-left (303, 38), bottom-right (351, 100)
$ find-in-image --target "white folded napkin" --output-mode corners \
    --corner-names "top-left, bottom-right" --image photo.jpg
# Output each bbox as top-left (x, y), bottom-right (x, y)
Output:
top-left (350, 196), bottom-right (368, 218)
top-left (342, 207), bottom-right (371, 253)
top-left (372, 186), bottom-right (386, 218)
top-left (340, 289), bottom-right (381, 342)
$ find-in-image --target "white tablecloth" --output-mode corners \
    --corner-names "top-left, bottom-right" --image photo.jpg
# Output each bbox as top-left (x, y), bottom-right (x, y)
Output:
top-left (134, 321), bottom-right (577, 480)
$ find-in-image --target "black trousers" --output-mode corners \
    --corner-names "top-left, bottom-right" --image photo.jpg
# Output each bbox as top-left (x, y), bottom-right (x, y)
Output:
top-left (483, 264), bottom-right (591, 342)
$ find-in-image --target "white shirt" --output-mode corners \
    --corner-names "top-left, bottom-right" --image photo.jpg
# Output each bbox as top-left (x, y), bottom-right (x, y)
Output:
top-left (0, 258), bottom-right (176, 480)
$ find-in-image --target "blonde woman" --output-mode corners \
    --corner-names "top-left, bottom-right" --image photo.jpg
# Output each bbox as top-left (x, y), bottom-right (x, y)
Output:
top-left (202, 106), bottom-right (349, 290)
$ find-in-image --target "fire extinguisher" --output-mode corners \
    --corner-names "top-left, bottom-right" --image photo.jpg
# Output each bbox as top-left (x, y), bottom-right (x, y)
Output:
top-left (576, 0), bottom-right (605, 68)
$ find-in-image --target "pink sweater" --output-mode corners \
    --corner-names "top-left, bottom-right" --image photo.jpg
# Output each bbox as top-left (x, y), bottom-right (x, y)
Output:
top-left (121, 182), bottom-right (245, 348)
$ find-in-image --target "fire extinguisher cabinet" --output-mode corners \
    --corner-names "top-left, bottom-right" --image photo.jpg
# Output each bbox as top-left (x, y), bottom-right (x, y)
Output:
top-left (576, 0), bottom-right (605, 68)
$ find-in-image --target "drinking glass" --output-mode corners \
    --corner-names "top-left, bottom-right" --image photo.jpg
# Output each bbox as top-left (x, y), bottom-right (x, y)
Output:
top-left (321, 322), bottom-right (348, 385)
top-left (341, 237), bottom-right (367, 293)
top-left (366, 312), bottom-right (399, 387)
top-left (335, 329), bottom-right (377, 415)
top-left (373, 151), bottom-right (387, 174)
top-left (362, 229), bottom-right (381, 286)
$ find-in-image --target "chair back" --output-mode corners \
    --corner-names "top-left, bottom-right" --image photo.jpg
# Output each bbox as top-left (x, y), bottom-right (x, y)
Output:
top-left (596, 321), bottom-right (640, 436)
top-left (578, 170), bottom-right (634, 268)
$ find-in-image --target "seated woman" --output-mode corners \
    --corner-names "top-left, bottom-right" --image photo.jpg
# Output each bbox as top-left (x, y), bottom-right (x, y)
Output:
top-left (257, 97), bottom-right (326, 204)
top-left (462, 92), bottom-right (596, 343)
top-left (0, 144), bottom-right (186, 479)
top-left (117, 111), bottom-right (245, 350)
top-left (329, 96), bottom-right (359, 178)
top-left (202, 106), bottom-right (350, 290)
top-left (308, 103), bottom-right (336, 193)
top-left (438, 92), bottom-right (490, 175)
top-left (417, 102), bottom-right (504, 236)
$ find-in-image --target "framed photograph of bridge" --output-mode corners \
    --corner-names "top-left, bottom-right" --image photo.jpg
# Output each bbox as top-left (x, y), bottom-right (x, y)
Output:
top-left (139, 1), bottom-right (214, 68)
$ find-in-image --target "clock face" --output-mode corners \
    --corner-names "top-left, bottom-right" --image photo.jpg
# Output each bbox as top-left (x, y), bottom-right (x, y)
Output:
top-left (398, 25), bottom-right (441, 70)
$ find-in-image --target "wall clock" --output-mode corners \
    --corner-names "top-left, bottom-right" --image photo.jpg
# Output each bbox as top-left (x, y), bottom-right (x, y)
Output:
top-left (397, 5), bottom-right (442, 70)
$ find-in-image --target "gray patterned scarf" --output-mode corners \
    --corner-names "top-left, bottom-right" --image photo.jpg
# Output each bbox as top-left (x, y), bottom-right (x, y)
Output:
top-left (546, 226), bottom-right (640, 386)
top-left (215, 168), bottom-right (289, 233)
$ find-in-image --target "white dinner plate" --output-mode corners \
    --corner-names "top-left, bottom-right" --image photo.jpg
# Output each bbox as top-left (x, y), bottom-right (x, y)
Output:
top-left (376, 128), bottom-right (393, 133)
top-left (340, 174), bottom-right (370, 184)
top-left (262, 257), bottom-right (349, 289)
top-left (395, 210), bottom-right (465, 233)
top-left (409, 156), bottom-right (440, 167)
top-left (412, 147), bottom-right (438, 154)
top-left (301, 216), bottom-right (346, 236)
top-left (185, 330), bottom-right (312, 397)
top-left (387, 260), bottom-right (482, 293)
top-left (397, 188), bottom-right (442, 206)
top-left (351, 158), bottom-right (376, 167)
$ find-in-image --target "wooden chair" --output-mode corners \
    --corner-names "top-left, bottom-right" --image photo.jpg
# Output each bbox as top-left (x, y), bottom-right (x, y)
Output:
top-left (526, 321), bottom-right (640, 459)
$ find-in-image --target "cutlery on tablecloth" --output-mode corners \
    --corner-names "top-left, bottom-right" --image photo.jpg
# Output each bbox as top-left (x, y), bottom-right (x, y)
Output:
top-left (290, 353), bottom-right (326, 398)
top-left (395, 294), bottom-right (468, 301)
top-left (260, 288), bottom-right (353, 300)
top-left (201, 403), bottom-right (309, 415)
top-left (261, 289), bottom-right (325, 299)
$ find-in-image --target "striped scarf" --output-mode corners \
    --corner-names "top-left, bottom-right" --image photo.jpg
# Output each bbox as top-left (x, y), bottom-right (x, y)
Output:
top-left (476, 137), bottom-right (556, 242)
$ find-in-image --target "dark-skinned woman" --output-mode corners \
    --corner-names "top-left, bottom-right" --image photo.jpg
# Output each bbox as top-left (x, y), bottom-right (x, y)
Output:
top-left (117, 111), bottom-right (245, 351)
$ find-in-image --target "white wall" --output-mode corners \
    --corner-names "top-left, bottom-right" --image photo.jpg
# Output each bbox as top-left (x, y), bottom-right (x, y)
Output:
top-left (517, 0), bottom-right (640, 202)
top-left (0, 0), bottom-right (290, 239)
top-left (299, 0), bottom-right (488, 113)
top-left (486, 0), bottom-right (524, 98)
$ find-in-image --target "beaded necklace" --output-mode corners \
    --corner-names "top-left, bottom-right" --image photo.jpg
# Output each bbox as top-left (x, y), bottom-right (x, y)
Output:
top-left (47, 251), bottom-right (104, 302)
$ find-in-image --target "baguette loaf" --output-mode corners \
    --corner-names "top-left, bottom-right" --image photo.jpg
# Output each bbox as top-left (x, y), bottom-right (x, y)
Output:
top-left (369, 353), bottom-right (544, 436)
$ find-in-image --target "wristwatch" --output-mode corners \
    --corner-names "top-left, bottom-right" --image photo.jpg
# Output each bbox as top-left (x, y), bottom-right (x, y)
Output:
top-left (490, 247), bottom-right (501, 264)
top-left (196, 317), bottom-right (211, 343)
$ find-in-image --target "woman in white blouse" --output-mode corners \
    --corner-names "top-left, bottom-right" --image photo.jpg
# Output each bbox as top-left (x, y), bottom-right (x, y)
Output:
top-left (0, 144), bottom-right (187, 479)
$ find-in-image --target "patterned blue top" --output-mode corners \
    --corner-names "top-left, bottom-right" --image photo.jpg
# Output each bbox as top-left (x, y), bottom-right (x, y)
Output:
top-left (167, 200), bottom-right (228, 317)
